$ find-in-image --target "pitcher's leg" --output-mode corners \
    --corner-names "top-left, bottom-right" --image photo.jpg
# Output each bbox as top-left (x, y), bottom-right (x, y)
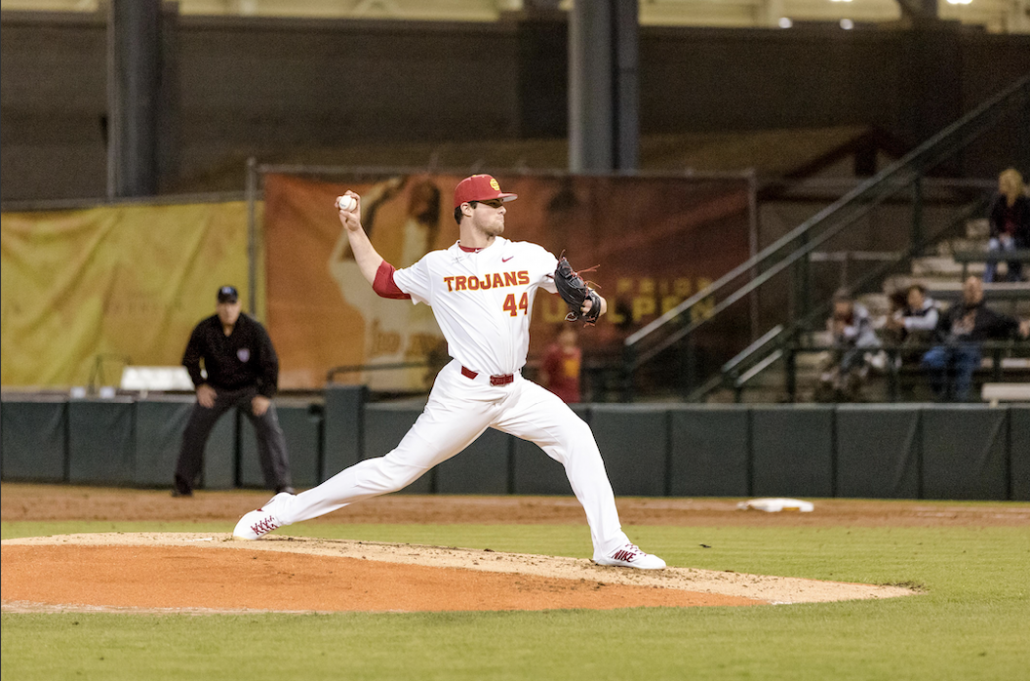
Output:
top-left (492, 380), bottom-right (628, 559)
top-left (278, 375), bottom-right (496, 524)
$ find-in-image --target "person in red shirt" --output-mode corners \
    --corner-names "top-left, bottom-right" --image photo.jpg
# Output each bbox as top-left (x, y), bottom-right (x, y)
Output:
top-left (540, 325), bottom-right (582, 403)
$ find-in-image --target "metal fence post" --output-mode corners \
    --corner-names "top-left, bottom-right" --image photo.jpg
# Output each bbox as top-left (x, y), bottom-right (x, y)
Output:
top-left (682, 335), bottom-right (696, 399)
top-left (801, 230), bottom-right (812, 319)
top-left (785, 336), bottom-right (798, 403)
top-left (887, 347), bottom-right (900, 402)
top-left (622, 344), bottom-right (636, 403)
top-left (246, 156), bottom-right (258, 317)
top-left (912, 174), bottom-right (924, 256)
top-left (747, 168), bottom-right (760, 342)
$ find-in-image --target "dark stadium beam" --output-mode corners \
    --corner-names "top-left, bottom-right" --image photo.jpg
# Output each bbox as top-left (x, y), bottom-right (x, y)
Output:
top-left (107, 0), bottom-right (161, 197)
top-left (568, 0), bottom-right (639, 173)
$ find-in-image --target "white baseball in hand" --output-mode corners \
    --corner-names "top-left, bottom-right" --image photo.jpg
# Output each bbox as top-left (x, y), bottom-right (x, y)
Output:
top-left (336, 195), bottom-right (356, 212)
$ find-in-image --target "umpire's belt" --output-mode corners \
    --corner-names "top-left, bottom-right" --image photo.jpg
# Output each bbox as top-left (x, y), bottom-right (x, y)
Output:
top-left (461, 366), bottom-right (514, 386)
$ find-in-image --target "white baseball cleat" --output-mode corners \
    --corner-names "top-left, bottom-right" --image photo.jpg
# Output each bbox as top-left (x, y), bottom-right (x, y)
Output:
top-left (232, 492), bottom-right (292, 540)
top-left (595, 543), bottom-right (667, 570)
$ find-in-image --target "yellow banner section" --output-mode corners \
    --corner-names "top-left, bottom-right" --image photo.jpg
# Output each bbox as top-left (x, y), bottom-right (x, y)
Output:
top-left (1, 202), bottom-right (261, 388)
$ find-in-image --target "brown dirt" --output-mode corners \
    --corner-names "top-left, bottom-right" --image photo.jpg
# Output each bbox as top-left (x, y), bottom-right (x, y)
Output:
top-left (1, 539), bottom-right (762, 613)
top-left (7, 483), bottom-right (1021, 615)
top-left (1, 532), bottom-right (913, 613)
top-left (2, 483), bottom-right (1027, 527)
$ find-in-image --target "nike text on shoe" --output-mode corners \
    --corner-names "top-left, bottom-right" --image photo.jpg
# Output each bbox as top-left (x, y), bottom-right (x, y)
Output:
top-left (232, 493), bottom-right (291, 540)
top-left (595, 543), bottom-right (666, 570)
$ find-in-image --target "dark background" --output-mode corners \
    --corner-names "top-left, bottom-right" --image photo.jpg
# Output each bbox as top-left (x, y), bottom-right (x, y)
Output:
top-left (3, 11), bottom-right (1029, 202)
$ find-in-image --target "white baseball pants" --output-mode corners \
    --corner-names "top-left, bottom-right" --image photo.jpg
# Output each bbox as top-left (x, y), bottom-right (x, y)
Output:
top-left (275, 360), bottom-right (630, 559)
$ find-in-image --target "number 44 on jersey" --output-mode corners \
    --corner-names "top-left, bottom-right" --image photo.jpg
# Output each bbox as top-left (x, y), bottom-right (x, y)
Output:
top-left (502, 292), bottom-right (529, 317)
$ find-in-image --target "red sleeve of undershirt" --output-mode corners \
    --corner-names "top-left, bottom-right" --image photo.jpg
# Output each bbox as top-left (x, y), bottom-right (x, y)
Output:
top-left (372, 261), bottom-right (411, 300)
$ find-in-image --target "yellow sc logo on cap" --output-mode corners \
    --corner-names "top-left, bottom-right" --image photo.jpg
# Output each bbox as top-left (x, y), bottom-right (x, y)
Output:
top-left (490, 178), bottom-right (500, 191)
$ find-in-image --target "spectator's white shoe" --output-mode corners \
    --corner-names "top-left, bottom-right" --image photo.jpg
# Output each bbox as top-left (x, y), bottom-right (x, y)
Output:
top-left (595, 543), bottom-right (666, 570)
top-left (232, 492), bottom-right (292, 540)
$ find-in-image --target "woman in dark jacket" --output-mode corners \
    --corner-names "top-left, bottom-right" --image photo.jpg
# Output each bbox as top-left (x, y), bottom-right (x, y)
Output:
top-left (984, 168), bottom-right (1030, 283)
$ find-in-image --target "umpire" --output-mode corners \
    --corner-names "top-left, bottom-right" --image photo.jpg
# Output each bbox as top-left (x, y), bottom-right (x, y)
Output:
top-left (172, 285), bottom-right (293, 497)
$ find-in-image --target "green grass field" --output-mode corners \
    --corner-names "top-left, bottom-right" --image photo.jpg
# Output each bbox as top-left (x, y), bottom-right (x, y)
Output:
top-left (3, 515), bottom-right (1029, 681)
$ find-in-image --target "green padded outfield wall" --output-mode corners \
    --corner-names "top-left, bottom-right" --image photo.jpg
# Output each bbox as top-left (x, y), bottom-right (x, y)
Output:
top-left (590, 405), bottom-right (668, 497)
top-left (1, 398), bottom-right (68, 482)
top-left (240, 401), bottom-right (322, 489)
top-left (363, 402), bottom-right (432, 493)
top-left (1011, 406), bottom-right (1030, 501)
top-left (511, 404), bottom-right (589, 496)
top-left (134, 398), bottom-right (236, 490)
top-left (836, 405), bottom-right (921, 499)
top-left (7, 397), bottom-right (1030, 501)
top-left (200, 408), bottom-right (237, 490)
top-left (437, 427), bottom-right (512, 495)
top-left (921, 406), bottom-right (1008, 500)
top-left (67, 398), bottom-right (135, 485)
top-left (133, 397), bottom-right (195, 487)
top-left (751, 405), bottom-right (835, 498)
top-left (668, 405), bottom-right (749, 497)
top-left (322, 386), bottom-right (365, 483)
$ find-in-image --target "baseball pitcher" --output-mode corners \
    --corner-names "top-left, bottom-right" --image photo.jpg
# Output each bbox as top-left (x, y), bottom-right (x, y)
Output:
top-left (234, 174), bottom-right (665, 570)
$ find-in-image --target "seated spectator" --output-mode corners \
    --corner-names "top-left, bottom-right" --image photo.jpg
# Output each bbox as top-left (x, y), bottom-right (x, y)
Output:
top-left (921, 276), bottom-right (1030, 401)
top-left (540, 325), bottom-right (582, 403)
top-left (984, 168), bottom-right (1030, 283)
top-left (884, 284), bottom-right (940, 362)
top-left (814, 292), bottom-right (881, 402)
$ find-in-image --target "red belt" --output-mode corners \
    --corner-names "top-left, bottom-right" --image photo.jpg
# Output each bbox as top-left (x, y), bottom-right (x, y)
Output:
top-left (461, 366), bottom-right (514, 386)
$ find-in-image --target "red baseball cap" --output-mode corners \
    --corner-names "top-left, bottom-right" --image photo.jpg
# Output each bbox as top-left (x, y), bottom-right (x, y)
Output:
top-left (453, 174), bottom-right (518, 208)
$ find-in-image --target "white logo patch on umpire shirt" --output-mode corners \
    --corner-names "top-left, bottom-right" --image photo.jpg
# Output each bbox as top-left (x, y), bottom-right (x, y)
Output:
top-left (237, 348), bottom-right (251, 362)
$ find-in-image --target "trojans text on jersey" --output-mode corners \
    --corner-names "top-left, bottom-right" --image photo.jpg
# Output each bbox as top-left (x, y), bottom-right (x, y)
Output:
top-left (443, 271), bottom-right (530, 292)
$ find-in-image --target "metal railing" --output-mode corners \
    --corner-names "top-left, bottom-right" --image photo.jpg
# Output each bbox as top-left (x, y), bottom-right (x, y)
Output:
top-left (715, 196), bottom-right (992, 403)
top-left (781, 340), bottom-right (1030, 404)
top-left (623, 72), bottom-right (1030, 402)
top-left (326, 362), bottom-right (429, 384)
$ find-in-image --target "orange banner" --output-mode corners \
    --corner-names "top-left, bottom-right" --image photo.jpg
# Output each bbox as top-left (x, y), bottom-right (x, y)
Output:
top-left (264, 173), bottom-right (750, 390)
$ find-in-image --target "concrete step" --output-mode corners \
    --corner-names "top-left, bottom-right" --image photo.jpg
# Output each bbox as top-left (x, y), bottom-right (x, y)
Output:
top-left (857, 292), bottom-right (891, 317)
top-left (949, 237), bottom-right (990, 253)
top-left (966, 218), bottom-right (990, 240)
top-left (884, 273), bottom-right (955, 295)
top-left (887, 275), bottom-right (1030, 295)
top-left (911, 256), bottom-right (985, 277)
top-left (807, 330), bottom-right (833, 346)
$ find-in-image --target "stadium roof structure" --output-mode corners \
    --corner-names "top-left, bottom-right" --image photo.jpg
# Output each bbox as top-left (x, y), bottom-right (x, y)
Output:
top-left (1, 0), bottom-right (1028, 34)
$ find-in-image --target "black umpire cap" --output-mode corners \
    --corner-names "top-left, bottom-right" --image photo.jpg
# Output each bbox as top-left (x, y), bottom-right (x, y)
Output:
top-left (217, 285), bottom-right (239, 303)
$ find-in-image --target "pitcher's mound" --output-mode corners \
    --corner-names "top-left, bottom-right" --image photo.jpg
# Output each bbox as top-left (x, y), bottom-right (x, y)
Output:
top-left (1, 533), bottom-right (916, 614)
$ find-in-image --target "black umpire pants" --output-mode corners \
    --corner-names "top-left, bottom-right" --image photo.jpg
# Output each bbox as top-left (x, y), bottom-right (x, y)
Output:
top-left (173, 385), bottom-right (292, 494)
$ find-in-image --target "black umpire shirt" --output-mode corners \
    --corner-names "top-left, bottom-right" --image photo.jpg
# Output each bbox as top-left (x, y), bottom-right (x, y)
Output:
top-left (182, 313), bottom-right (279, 398)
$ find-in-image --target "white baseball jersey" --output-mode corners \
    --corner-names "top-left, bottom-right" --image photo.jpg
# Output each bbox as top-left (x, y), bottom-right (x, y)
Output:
top-left (393, 237), bottom-right (558, 377)
top-left (271, 236), bottom-right (635, 562)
